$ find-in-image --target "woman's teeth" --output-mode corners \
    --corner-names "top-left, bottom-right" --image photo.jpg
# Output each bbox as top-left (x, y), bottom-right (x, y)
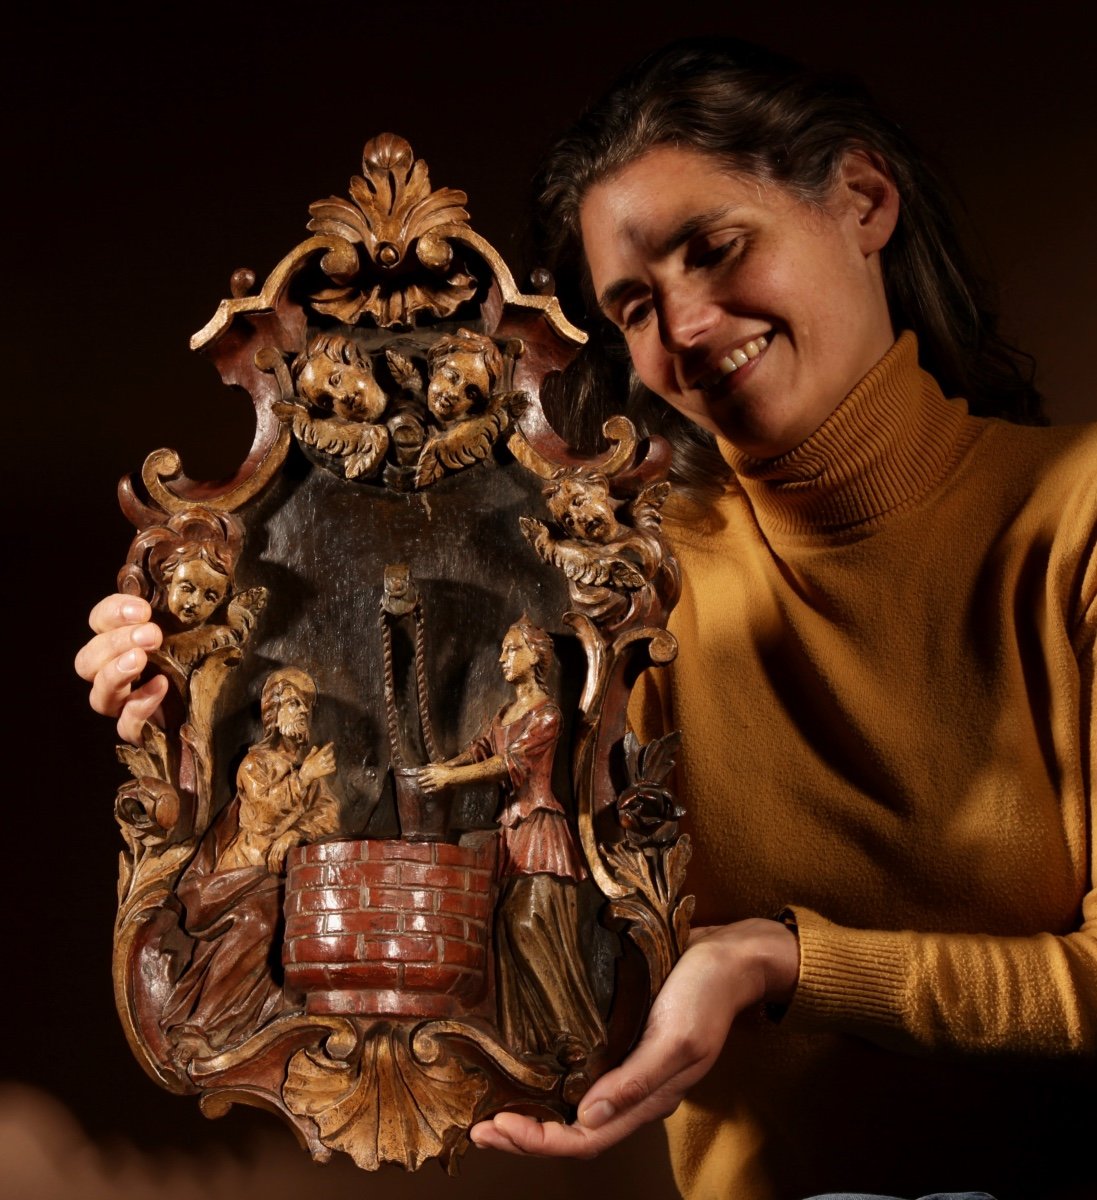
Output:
top-left (717, 336), bottom-right (768, 377)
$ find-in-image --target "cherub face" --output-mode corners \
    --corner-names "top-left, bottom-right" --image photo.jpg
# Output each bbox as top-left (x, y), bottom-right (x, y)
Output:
top-left (427, 351), bottom-right (491, 424)
top-left (549, 479), bottom-right (620, 544)
top-left (297, 352), bottom-right (386, 422)
top-left (166, 558), bottom-right (229, 627)
top-left (499, 627), bottom-right (538, 685)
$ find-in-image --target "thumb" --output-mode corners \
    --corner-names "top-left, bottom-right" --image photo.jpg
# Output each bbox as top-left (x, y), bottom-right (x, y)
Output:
top-left (576, 1020), bottom-right (704, 1132)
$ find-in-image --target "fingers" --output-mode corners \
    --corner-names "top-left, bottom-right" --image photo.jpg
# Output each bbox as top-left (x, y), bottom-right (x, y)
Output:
top-left (76, 602), bottom-right (161, 688)
top-left (117, 674), bottom-right (169, 744)
top-left (471, 930), bottom-right (769, 1160)
top-left (470, 1021), bottom-right (705, 1160)
top-left (76, 595), bottom-right (165, 735)
top-left (88, 594), bottom-right (152, 636)
top-left (80, 624), bottom-right (162, 712)
top-left (471, 1113), bottom-right (597, 1158)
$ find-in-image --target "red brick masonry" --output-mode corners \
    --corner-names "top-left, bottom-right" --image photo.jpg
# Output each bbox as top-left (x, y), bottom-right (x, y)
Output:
top-left (283, 836), bottom-right (498, 1017)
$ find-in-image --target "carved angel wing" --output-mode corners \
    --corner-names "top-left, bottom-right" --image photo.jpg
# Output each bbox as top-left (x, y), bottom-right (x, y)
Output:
top-left (519, 517), bottom-right (647, 589)
top-left (385, 348), bottom-right (423, 394)
top-left (226, 586), bottom-right (268, 636)
top-left (274, 402), bottom-right (390, 480)
top-left (626, 481), bottom-right (671, 531)
top-left (414, 393), bottom-right (518, 488)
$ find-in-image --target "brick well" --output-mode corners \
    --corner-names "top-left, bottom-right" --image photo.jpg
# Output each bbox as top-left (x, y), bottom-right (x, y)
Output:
top-left (283, 835), bottom-right (497, 1017)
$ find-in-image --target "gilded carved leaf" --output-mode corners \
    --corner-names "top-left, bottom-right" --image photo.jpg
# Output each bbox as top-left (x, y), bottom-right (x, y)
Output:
top-left (638, 730), bottom-right (681, 787)
top-left (386, 348), bottom-right (423, 393)
top-left (628, 481), bottom-right (671, 532)
top-left (306, 134), bottom-right (476, 328)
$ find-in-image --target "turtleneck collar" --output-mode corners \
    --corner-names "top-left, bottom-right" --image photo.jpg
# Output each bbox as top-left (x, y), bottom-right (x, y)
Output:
top-left (716, 333), bottom-right (980, 539)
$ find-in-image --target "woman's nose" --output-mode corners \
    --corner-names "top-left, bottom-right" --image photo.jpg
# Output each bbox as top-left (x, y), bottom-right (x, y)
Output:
top-left (657, 285), bottom-right (719, 352)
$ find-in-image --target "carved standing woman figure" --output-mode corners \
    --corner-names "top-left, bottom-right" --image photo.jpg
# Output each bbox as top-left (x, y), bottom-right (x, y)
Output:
top-left (419, 619), bottom-right (604, 1060)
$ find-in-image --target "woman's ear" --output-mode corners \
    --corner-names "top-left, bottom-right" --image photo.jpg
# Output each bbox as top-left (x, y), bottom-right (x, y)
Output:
top-left (837, 150), bottom-right (900, 255)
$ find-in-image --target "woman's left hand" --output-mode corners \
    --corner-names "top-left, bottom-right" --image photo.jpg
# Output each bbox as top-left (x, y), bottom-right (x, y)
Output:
top-left (469, 917), bottom-right (799, 1158)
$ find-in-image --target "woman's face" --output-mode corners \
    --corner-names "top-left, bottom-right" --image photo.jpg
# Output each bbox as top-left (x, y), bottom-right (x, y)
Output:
top-left (499, 627), bottom-right (538, 684)
top-left (579, 146), bottom-right (897, 458)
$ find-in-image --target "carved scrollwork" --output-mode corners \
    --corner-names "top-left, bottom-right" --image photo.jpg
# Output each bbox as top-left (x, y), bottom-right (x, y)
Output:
top-left (602, 730), bottom-right (693, 997)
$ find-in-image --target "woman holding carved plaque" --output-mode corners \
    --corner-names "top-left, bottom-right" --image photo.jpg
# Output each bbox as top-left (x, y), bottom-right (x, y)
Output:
top-left (467, 38), bottom-right (1097, 1200)
top-left (76, 37), bottom-right (1094, 1200)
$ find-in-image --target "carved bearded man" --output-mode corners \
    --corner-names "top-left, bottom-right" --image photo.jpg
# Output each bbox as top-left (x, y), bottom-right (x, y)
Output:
top-left (162, 668), bottom-right (339, 1058)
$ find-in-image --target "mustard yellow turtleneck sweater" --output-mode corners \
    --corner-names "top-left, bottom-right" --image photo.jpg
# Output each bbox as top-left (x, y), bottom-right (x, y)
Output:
top-left (633, 334), bottom-right (1097, 1200)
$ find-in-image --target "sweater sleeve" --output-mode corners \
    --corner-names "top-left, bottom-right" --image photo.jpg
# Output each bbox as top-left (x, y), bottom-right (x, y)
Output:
top-left (783, 588), bottom-right (1097, 1060)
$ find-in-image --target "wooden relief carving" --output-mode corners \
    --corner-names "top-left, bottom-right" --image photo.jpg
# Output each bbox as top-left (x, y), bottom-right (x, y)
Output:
top-left (109, 134), bottom-right (691, 1173)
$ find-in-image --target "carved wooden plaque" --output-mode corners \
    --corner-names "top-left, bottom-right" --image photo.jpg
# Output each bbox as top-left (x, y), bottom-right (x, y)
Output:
top-left (110, 134), bottom-right (691, 1173)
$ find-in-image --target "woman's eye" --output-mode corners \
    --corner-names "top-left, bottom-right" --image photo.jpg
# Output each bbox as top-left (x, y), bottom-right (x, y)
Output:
top-left (692, 237), bottom-right (742, 269)
top-left (620, 300), bottom-right (653, 331)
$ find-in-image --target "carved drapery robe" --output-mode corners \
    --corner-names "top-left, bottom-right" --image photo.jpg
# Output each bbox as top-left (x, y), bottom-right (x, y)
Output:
top-left (161, 743), bottom-right (338, 1051)
top-left (468, 701), bottom-right (604, 1056)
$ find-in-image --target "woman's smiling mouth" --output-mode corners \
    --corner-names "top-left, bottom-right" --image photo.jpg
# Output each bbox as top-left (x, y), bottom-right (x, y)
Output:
top-left (696, 334), bottom-right (770, 392)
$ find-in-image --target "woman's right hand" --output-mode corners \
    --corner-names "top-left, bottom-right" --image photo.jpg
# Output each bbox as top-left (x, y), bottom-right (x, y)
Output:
top-left (74, 594), bottom-right (168, 744)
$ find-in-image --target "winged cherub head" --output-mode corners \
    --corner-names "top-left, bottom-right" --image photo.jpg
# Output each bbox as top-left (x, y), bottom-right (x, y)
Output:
top-left (544, 472), bottom-right (626, 545)
top-left (425, 329), bottom-right (504, 425)
top-left (293, 333), bottom-right (387, 423)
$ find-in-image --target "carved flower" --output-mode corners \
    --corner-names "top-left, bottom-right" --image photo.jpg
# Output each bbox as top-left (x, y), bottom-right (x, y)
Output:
top-left (616, 730), bottom-right (684, 847)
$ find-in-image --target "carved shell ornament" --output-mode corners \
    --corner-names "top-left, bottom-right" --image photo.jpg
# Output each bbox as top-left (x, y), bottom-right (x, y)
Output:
top-left (106, 133), bottom-right (692, 1175)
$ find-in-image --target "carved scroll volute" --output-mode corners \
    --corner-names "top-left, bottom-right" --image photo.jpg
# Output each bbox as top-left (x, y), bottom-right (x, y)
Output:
top-left (108, 133), bottom-right (692, 1176)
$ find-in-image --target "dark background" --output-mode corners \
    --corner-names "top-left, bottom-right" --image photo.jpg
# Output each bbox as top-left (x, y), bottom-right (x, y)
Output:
top-left (3, 2), bottom-right (1094, 1196)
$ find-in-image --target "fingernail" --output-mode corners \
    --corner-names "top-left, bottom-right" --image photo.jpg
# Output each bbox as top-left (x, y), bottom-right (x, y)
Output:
top-left (121, 601), bottom-right (144, 621)
top-left (119, 650), bottom-right (140, 672)
top-left (131, 625), bottom-right (159, 647)
top-left (579, 1099), bottom-right (615, 1129)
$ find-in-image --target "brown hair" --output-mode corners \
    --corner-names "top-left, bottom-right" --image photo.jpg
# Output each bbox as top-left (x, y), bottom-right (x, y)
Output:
top-left (260, 668), bottom-right (316, 739)
top-left (534, 38), bottom-right (1045, 503)
top-left (508, 616), bottom-right (554, 690)
top-left (122, 507), bottom-right (243, 610)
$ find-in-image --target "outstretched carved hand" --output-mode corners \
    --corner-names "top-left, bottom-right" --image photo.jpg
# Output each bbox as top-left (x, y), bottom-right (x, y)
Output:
top-left (299, 743), bottom-right (337, 787)
top-left (469, 918), bottom-right (799, 1158)
top-left (417, 764), bottom-right (455, 794)
top-left (75, 594), bottom-right (169, 744)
